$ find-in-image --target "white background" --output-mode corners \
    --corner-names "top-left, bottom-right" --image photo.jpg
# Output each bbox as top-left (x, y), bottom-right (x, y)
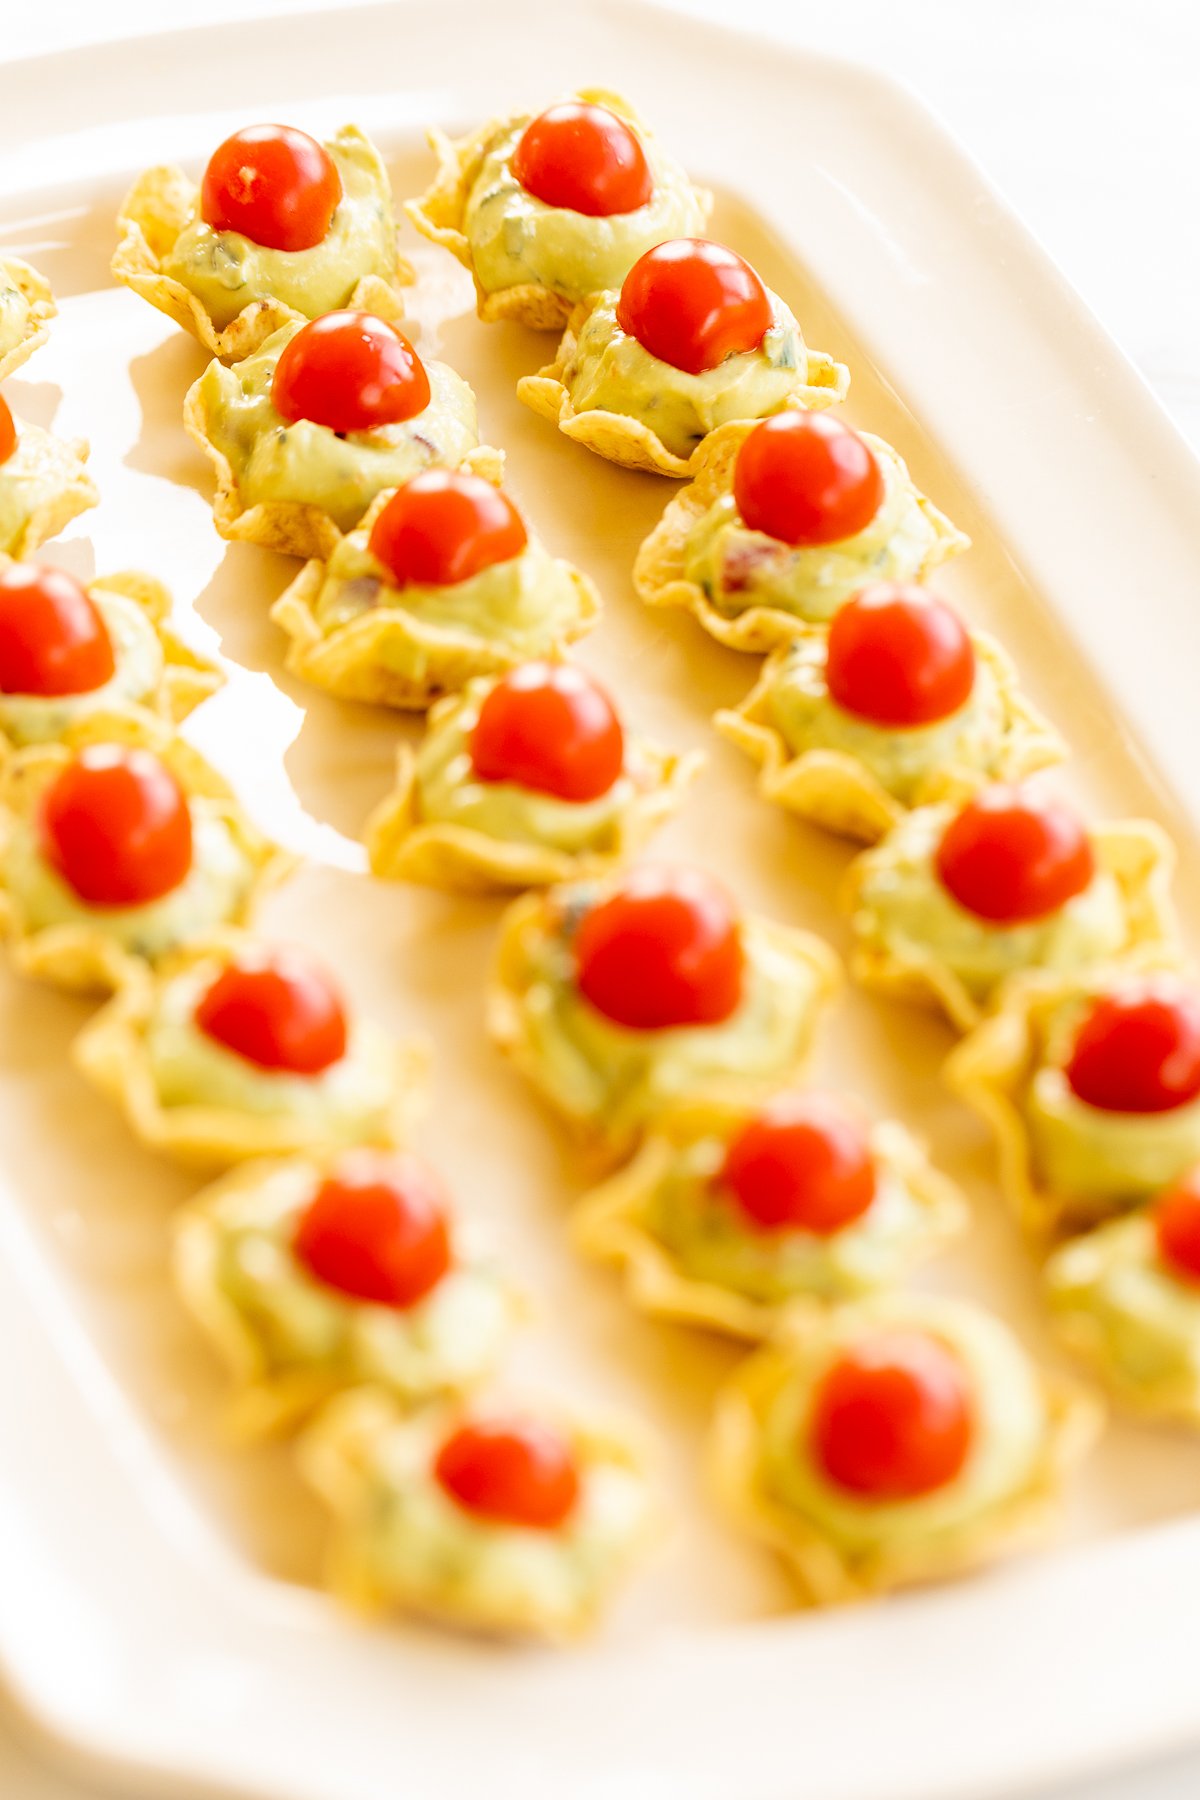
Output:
top-left (2, 3), bottom-right (1199, 1796)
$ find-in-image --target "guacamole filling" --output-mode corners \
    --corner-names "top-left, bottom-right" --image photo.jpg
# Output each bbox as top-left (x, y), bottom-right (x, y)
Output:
top-left (0, 589), bottom-right (163, 746)
top-left (1047, 1211), bottom-right (1200, 1397)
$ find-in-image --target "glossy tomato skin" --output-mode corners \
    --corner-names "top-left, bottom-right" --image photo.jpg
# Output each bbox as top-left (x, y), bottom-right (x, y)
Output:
top-left (200, 124), bottom-right (341, 253)
top-left (0, 393), bottom-right (16, 464)
top-left (469, 663), bottom-right (624, 802)
top-left (1155, 1168), bottom-right (1200, 1283)
top-left (574, 866), bottom-right (743, 1031)
top-left (434, 1418), bottom-right (580, 1529)
top-left (511, 101), bottom-right (653, 217)
top-left (1065, 980), bottom-right (1200, 1115)
top-left (271, 312), bottom-right (430, 434)
top-left (368, 470), bottom-right (528, 590)
top-left (720, 1093), bottom-right (877, 1235)
top-left (809, 1329), bottom-right (973, 1500)
top-left (195, 948), bottom-right (348, 1074)
top-left (615, 239), bottom-right (773, 376)
top-left (38, 746), bottom-right (193, 908)
top-left (934, 786), bottom-right (1094, 925)
top-left (0, 564), bottom-right (116, 698)
top-left (293, 1149), bottom-right (451, 1308)
top-left (825, 583), bottom-right (976, 727)
top-left (733, 412), bottom-right (884, 548)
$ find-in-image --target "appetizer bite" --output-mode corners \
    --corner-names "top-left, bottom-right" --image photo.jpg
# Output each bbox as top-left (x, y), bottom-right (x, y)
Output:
top-left (185, 309), bottom-right (502, 559)
top-left (0, 562), bottom-right (221, 750)
top-left (844, 784), bottom-right (1175, 1031)
top-left (0, 258), bottom-right (56, 381)
top-left (113, 124), bottom-right (411, 359)
top-left (518, 240), bottom-right (850, 476)
top-left (948, 972), bottom-right (1200, 1234)
top-left (74, 937), bottom-right (427, 1170)
top-left (575, 1090), bottom-right (965, 1339)
top-left (488, 863), bottom-right (841, 1163)
top-left (300, 1386), bottom-right (657, 1636)
top-left (710, 1293), bottom-right (1099, 1604)
top-left (717, 584), bottom-right (1062, 840)
top-left (365, 661), bottom-right (701, 891)
top-left (175, 1148), bottom-right (519, 1434)
top-left (273, 469), bottom-right (599, 709)
top-left (0, 716), bottom-right (291, 992)
top-left (635, 414), bottom-right (967, 646)
top-left (406, 89), bottom-right (710, 330)
top-left (0, 393), bottom-right (97, 558)
top-left (1045, 1168), bottom-right (1200, 1420)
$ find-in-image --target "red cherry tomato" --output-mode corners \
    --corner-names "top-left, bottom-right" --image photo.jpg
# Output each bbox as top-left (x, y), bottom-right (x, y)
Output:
top-left (511, 101), bottom-right (653, 217)
top-left (469, 663), bottom-right (624, 802)
top-left (719, 1093), bottom-right (877, 1235)
top-left (934, 786), bottom-right (1094, 925)
top-left (0, 393), bottom-right (16, 464)
top-left (293, 1150), bottom-right (451, 1307)
top-left (195, 948), bottom-right (348, 1075)
top-left (271, 312), bottom-right (430, 435)
top-left (38, 746), bottom-right (192, 908)
top-left (1154, 1168), bottom-right (1200, 1284)
top-left (810, 1329), bottom-right (973, 1500)
top-left (825, 582), bottom-right (975, 727)
top-left (199, 123), bottom-right (341, 253)
top-left (434, 1418), bottom-right (580, 1530)
top-left (0, 564), bottom-right (116, 698)
top-left (615, 239), bottom-right (773, 376)
top-left (732, 412), bottom-right (884, 548)
top-left (1065, 980), bottom-right (1200, 1115)
top-left (574, 866), bottom-right (743, 1031)
top-left (368, 470), bottom-right (528, 590)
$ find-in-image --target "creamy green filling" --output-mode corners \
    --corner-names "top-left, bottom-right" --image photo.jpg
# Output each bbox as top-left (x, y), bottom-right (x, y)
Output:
top-left (0, 420), bottom-right (88, 555)
top-left (851, 805), bottom-right (1128, 1002)
top-left (314, 534), bottom-right (589, 652)
top-left (464, 116), bottom-right (706, 302)
top-left (1047, 1212), bottom-right (1200, 1394)
top-left (1026, 1065), bottom-right (1200, 1203)
top-left (763, 633), bottom-right (1006, 802)
top-left (0, 277), bottom-right (33, 359)
top-left (562, 291), bottom-right (810, 459)
top-left (0, 589), bottom-right (163, 746)
top-left (162, 127), bottom-right (397, 330)
top-left (684, 438), bottom-right (940, 623)
top-left (3, 802), bottom-right (253, 958)
top-left (649, 1123), bottom-right (944, 1303)
top-left (204, 1161), bottom-right (512, 1397)
top-left (762, 1302), bottom-right (1046, 1553)
top-left (414, 679), bottom-right (640, 851)
top-left (198, 325), bottom-right (480, 531)
top-left (145, 962), bottom-right (398, 1140)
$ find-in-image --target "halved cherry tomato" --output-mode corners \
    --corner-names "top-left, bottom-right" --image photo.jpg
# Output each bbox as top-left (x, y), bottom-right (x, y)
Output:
top-left (810, 1329), bottom-right (973, 1500)
top-left (511, 101), bottom-right (652, 217)
top-left (271, 312), bottom-right (430, 435)
top-left (368, 470), bottom-right (527, 590)
top-left (732, 412), bottom-right (884, 548)
top-left (0, 564), bottom-right (115, 697)
top-left (434, 1418), bottom-right (580, 1529)
top-left (0, 393), bottom-right (16, 464)
top-left (293, 1149), bottom-right (451, 1307)
top-left (615, 239), bottom-right (773, 376)
top-left (825, 582), bottom-right (975, 727)
top-left (574, 866), bottom-right (743, 1030)
top-left (200, 123), bottom-right (341, 253)
top-left (934, 786), bottom-right (1094, 925)
top-left (38, 746), bottom-right (192, 907)
top-left (719, 1093), bottom-right (876, 1234)
top-left (469, 663), bottom-right (623, 802)
top-left (1154, 1168), bottom-right (1200, 1283)
top-left (195, 948), bottom-right (347, 1074)
top-left (1065, 979), bottom-right (1200, 1114)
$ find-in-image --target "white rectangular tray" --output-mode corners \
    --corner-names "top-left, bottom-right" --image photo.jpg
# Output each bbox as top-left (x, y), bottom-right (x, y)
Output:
top-left (4, 4), bottom-right (1200, 1797)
